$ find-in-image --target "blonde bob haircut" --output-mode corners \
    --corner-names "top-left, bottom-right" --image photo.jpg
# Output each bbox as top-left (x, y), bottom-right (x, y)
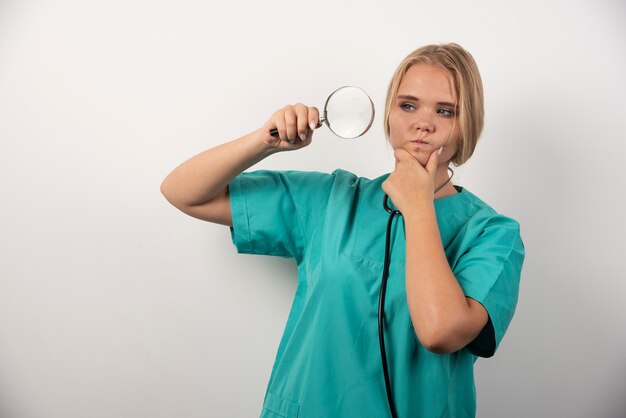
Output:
top-left (383, 43), bottom-right (484, 166)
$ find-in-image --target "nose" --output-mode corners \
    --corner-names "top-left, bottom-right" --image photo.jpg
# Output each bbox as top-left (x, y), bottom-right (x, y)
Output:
top-left (413, 109), bottom-right (434, 133)
top-left (415, 121), bottom-right (433, 133)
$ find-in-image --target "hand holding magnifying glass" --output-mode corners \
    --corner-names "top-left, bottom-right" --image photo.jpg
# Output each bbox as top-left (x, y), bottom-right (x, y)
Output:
top-left (269, 86), bottom-right (375, 142)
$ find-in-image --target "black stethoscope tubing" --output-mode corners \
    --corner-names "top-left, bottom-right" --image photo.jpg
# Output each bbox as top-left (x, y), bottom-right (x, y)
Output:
top-left (378, 168), bottom-right (453, 417)
top-left (380, 193), bottom-right (401, 418)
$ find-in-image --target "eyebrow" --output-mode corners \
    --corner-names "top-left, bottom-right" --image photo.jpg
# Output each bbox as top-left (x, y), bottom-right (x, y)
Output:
top-left (397, 94), bottom-right (457, 108)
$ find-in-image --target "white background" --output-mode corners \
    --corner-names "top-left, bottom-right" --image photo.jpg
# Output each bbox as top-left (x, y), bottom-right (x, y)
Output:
top-left (1, 0), bottom-right (625, 417)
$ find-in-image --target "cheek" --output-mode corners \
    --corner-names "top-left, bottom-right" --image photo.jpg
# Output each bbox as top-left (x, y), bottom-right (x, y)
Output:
top-left (388, 110), bottom-right (409, 134)
top-left (444, 121), bottom-right (461, 144)
top-left (445, 131), bottom-right (461, 159)
top-left (388, 111), bottom-right (397, 130)
top-left (387, 112), bottom-right (400, 141)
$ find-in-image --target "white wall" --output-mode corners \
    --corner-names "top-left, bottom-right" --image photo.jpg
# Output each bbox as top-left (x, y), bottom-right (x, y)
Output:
top-left (1, 0), bottom-right (625, 417)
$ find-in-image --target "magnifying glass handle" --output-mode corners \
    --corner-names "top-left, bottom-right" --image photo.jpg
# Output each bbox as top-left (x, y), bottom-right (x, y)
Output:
top-left (269, 118), bottom-right (325, 137)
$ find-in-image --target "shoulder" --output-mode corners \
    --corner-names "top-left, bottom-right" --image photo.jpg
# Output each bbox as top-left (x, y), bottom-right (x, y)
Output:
top-left (234, 169), bottom-right (370, 204)
top-left (330, 168), bottom-right (360, 184)
top-left (457, 188), bottom-right (521, 228)
top-left (330, 168), bottom-right (391, 189)
top-left (466, 209), bottom-right (524, 259)
top-left (445, 188), bottom-right (523, 252)
top-left (237, 169), bottom-right (339, 189)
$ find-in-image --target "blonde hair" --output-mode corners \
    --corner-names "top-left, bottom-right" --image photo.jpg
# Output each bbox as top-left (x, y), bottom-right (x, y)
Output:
top-left (383, 43), bottom-right (484, 166)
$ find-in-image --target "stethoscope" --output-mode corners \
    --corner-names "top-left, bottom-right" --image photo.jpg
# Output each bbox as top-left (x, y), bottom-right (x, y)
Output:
top-left (378, 167), bottom-right (453, 418)
top-left (379, 193), bottom-right (402, 418)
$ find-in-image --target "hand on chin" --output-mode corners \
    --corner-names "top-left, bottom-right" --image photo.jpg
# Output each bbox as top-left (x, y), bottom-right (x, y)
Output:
top-left (401, 145), bottom-right (428, 167)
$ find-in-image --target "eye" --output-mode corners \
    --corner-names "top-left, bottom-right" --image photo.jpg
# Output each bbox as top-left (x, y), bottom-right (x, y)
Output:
top-left (400, 103), bottom-right (415, 111)
top-left (438, 108), bottom-right (455, 117)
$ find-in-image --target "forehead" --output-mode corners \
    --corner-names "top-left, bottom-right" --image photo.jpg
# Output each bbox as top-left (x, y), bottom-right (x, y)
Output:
top-left (397, 63), bottom-right (455, 102)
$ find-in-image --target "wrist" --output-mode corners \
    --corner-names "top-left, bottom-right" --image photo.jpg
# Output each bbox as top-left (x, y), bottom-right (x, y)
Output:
top-left (247, 128), bottom-right (281, 157)
top-left (402, 201), bottom-right (435, 223)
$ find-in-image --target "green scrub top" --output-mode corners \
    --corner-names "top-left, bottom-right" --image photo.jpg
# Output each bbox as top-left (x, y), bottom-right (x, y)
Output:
top-left (228, 168), bottom-right (525, 418)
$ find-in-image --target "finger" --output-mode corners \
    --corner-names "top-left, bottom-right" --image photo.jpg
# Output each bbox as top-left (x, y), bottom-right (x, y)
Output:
top-left (294, 103), bottom-right (309, 141)
top-left (308, 107), bottom-right (320, 131)
top-left (273, 111), bottom-right (288, 142)
top-left (283, 106), bottom-right (298, 143)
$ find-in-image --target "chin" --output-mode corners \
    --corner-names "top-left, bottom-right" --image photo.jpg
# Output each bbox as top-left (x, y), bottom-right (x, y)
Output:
top-left (406, 150), bottom-right (429, 165)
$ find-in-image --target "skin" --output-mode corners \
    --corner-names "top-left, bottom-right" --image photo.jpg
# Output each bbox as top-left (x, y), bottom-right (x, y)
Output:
top-left (385, 63), bottom-right (460, 204)
top-left (159, 103), bottom-right (321, 226)
top-left (161, 65), bottom-right (489, 354)
top-left (382, 64), bottom-right (489, 354)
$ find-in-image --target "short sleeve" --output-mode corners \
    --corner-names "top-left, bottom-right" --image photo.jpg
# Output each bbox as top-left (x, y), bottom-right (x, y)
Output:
top-left (453, 215), bottom-right (525, 358)
top-left (227, 170), bottom-right (336, 261)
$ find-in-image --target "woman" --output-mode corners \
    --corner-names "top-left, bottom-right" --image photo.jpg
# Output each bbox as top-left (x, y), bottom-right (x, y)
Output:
top-left (161, 43), bottom-right (525, 418)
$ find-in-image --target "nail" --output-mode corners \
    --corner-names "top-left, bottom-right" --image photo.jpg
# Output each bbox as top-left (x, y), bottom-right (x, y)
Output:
top-left (300, 133), bottom-right (306, 141)
top-left (309, 121), bottom-right (316, 131)
top-left (438, 147), bottom-right (443, 155)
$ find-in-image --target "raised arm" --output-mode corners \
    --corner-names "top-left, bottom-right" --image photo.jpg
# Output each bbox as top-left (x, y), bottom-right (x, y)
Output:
top-left (160, 104), bottom-right (319, 226)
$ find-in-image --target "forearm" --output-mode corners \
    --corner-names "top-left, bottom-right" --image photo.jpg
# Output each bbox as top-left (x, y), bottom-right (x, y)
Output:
top-left (160, 128), bottom-right (276, 206)
top-left (403, 203), bottom-right (470, 351)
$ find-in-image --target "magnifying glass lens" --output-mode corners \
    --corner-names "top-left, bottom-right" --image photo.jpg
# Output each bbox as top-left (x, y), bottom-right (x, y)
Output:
top-left (325, 86), bottom-right (374, 139)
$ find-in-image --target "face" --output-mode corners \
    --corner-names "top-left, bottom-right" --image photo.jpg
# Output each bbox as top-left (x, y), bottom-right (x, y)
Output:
top-left (388, 63), bottom-right (459, 167)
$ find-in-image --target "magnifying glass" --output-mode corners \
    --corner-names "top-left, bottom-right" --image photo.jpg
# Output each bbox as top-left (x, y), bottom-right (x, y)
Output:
top-left (269, 86), bottom-right (375, 139)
